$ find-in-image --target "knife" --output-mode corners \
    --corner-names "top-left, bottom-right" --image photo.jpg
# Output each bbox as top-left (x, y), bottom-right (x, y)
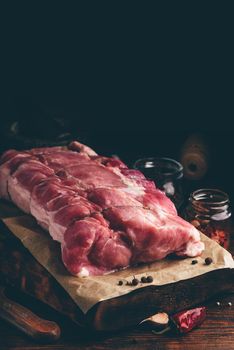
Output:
top-left (0, 286), bottom-right (61, 342)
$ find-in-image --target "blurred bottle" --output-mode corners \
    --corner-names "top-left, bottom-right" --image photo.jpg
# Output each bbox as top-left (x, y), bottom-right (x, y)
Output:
top-left (180, 133), bottom-right (210, 181)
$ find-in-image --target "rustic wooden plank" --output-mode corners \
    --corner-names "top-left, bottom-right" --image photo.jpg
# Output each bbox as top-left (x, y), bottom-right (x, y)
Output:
top-left (88, 268), bottom-right (234, 331)
top-left (0, 217), bottom-right (233, 333)
top-left (1, 291), bottom-right (234, 349)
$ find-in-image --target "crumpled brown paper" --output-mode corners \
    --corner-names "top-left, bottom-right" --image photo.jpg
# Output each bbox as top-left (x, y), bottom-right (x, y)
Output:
top-left (1, 202), bottom-right (234, 314)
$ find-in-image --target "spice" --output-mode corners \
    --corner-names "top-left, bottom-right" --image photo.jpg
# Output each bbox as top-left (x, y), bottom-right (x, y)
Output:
top-left (118, 280), bottom-right (123, 286)
top-left (132, 278), bottom-right (139, 286)
top-left (146, 276), bottom-right (153, 283)
top-left (171, 307), bottom-right (206, 334)
top-left (228, 302), bottom-right (232, 307)
top-left (150, 307), bottom-right (207, 335)
top-left (216, 301), bottom-right (221, 306)
top-left (185, 189), bottom-right (231, 250)
top-left (191, 260), bottom-right (198, 265)
top-left (191, 220), bottom-right (200, 228)
top-left (204, 257), bottom-right (213, 265)
top-left (141, 276), bottom-right (148, 283)
top-left (210, 229), bottom-right (229, 249)
top-left (125, 275), bottom-right (154, 286)
top-left (141, 312), bottom-right (169, 331)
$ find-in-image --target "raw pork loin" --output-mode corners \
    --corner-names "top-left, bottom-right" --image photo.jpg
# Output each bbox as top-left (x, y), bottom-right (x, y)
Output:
top-left (0, 141), bottom-right (204, 276)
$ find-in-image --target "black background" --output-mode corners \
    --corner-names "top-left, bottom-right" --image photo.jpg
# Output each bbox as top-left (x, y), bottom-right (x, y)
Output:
top-left (1, 2), bottom-right (234, 201)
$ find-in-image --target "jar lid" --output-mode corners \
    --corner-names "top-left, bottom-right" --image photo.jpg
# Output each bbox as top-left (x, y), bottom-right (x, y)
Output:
top-left (189, 189), bottom-right (230, 217)
top-left (190, 189), bottom-right (229, 206)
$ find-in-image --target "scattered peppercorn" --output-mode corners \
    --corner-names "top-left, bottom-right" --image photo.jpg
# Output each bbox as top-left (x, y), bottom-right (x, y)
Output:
top-left (118, 280), bottom-right (123, 286)
top-left (216, 301), bottom-right (221, 306)
top-left (132, 278), bottom-right (139, 286)
top-left (228, 302), bottom-right (232, 307)
top-left (146, 275), bottom-right (153, 283)
top-left (126, 281), bottom-right (131, 286)
top-left (191, 260), bottom-right (198, 265)
top-left (205, 257), bottom-right (213, 265)
top-left (141, 276), bottom-right (148, 283)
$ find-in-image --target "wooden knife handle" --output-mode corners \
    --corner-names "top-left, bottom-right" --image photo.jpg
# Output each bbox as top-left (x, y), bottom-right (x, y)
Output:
top-left (0, 287), bottom-right (61, 342)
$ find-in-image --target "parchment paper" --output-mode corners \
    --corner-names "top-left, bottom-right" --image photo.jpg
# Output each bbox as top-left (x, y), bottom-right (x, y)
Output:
top-left (1, 202), bottom-right (234, 314)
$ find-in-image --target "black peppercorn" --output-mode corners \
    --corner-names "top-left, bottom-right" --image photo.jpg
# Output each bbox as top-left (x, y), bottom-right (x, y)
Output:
top-left (146, 276), bottom-right (153, 283)
top-left (118, 280), bottom-right (123, 286)
top-left (191, 260), bottom-right (198, 265)
top-left (132, 278), bottom-right (139, 286)
top-left (205, 257), bottom-right (213, 265)
top-left (141, 276), bottom-right (148, 283)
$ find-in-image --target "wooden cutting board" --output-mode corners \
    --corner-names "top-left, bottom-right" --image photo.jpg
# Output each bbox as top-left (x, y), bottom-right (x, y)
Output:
top-left (0, 202), bottom-right (234, 331)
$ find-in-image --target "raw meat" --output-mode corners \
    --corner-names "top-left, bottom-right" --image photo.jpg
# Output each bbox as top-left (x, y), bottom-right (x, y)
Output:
top-left (62, 216), bottom-right (132, 276)
top-left (8, 160), bottom-right (55, 213)
top-left (0, 141), bottom-right (204, 276)
top-left (0, 152), bottom-right (33, 200)
top-left (68, 140), bottom-right (98, 156)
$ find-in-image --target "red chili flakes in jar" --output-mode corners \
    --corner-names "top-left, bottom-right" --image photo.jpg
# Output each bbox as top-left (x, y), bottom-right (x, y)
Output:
top-left (184, 189), bottom-right (232, 250)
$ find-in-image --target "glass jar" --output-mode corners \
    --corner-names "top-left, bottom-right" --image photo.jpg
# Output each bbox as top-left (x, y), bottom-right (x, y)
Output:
top-left (133, 157), bottom-right (184, 210)
top-left (184, 189), bottom-right (232, 249)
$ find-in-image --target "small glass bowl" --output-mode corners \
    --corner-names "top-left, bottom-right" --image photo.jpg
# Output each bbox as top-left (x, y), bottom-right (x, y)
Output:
top-left (133, 157), bottom-right (184, 210)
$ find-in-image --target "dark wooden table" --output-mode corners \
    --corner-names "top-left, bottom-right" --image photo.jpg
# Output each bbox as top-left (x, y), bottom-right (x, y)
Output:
top-left (1, 241), bottom-right (234, 350)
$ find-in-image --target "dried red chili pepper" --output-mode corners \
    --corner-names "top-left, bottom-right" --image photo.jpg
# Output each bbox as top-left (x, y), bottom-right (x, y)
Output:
top-left (171, 307), bottom-right (206, 333)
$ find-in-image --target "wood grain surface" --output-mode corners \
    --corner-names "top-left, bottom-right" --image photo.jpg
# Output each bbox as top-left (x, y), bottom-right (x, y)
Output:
top-left (0, 202), bottom-right (234, 349)
top-left (0, 290), bottom-right (234, 350)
